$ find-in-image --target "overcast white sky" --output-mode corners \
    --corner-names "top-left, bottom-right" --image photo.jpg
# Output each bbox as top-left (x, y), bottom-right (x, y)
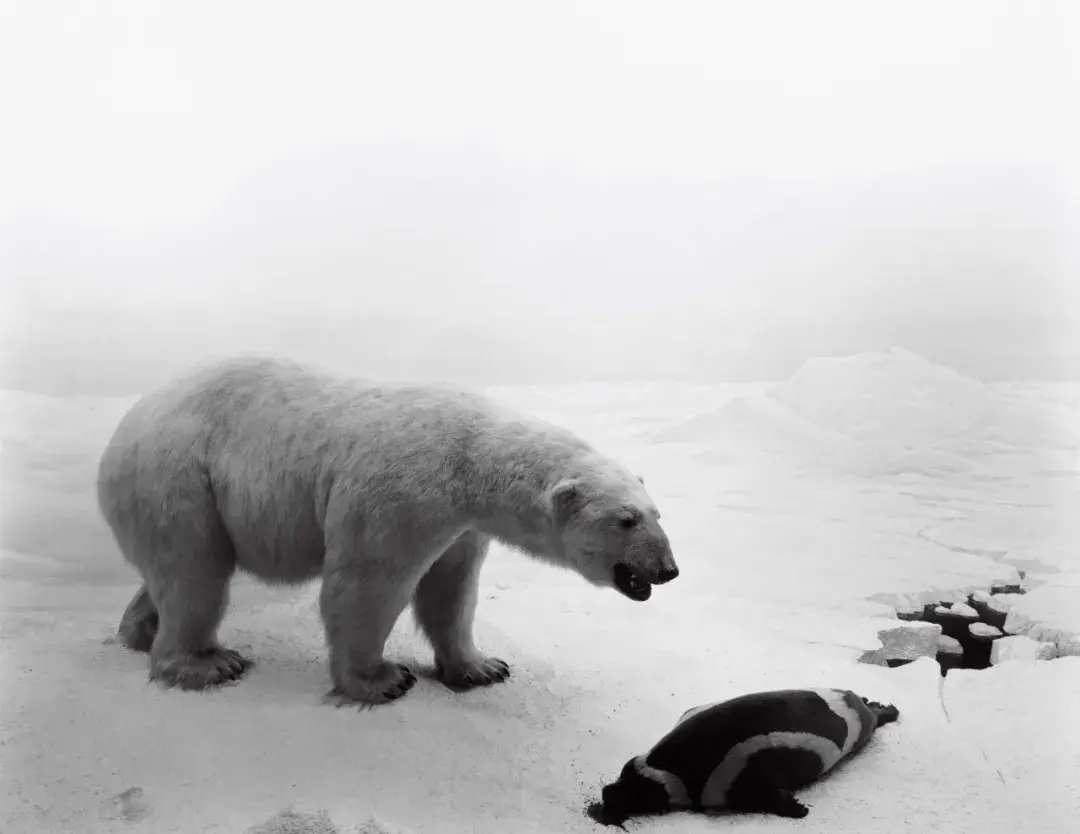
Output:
top-left (2, 0), bottom-right (1078, 390)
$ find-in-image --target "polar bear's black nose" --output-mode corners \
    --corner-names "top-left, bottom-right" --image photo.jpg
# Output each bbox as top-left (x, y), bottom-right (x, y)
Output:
top-left (656, 566), bottom-right (679, 584)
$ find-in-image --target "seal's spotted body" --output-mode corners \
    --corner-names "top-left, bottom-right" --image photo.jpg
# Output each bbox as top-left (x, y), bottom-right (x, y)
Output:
top-left (589, 688), bottom-right (899, 825)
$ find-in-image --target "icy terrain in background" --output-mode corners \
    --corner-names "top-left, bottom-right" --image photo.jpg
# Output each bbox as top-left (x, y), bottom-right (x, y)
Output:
top-left (2, 348), bottom-right (1077, 832)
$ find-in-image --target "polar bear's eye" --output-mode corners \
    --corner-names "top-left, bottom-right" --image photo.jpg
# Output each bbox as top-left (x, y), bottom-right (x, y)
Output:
top-left (616, 511), bottom-right (641, 529)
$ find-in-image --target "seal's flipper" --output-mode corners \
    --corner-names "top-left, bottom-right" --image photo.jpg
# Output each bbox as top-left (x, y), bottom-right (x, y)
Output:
top-left (861, 698), bottom-right (900, 727)
top-left (585, 801), bottom-right (628, 829)
top-left (771, 789), bottom-right (810, 819)
top-left (725, 783), bottom-right (810, 819)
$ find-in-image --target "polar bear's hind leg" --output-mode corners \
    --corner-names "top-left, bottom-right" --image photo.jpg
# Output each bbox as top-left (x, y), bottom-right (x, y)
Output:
top-left (118, 585), bottom-right (159, 653)
top-left (142, 506), bottom-right (252, 690)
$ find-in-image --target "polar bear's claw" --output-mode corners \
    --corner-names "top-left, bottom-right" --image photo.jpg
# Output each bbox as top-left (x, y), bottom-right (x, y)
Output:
top-left (435, 655), bottom-right (511, 691)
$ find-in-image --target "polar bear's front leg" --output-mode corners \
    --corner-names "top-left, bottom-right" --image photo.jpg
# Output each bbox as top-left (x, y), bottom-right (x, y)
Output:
top-left (319, 561), bottom-right (418, 706)
top-left (413, 530), bottom-right (511, 691)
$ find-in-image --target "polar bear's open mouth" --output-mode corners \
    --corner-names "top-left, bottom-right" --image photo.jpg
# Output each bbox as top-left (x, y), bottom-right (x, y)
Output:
top-left (613, 563), bottom-right (652, 601)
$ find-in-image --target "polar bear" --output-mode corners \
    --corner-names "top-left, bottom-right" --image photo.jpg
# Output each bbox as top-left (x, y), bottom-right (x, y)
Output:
top-left (97, 356), bottom-right (679, 706)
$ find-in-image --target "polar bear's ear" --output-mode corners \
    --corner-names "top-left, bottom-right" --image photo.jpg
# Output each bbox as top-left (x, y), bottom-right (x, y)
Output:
top-left (549, 478), bottom-right (586, 526)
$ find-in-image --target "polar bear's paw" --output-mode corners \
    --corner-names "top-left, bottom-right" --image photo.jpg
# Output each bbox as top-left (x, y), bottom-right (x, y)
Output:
top-left (435, 654), bottom-right (511, 692)
top-left (326, 661), bottom-right (417, 707)
top-left (150, 646), bottom-right (253, 691)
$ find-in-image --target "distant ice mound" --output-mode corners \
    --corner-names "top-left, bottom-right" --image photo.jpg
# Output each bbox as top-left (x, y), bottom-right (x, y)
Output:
top-left (651, 347), bottom-right (1077, 477)
top-left (0, 390), bottom-right (137, 459)
top-left (770, 347), bottom-right (1073, 452)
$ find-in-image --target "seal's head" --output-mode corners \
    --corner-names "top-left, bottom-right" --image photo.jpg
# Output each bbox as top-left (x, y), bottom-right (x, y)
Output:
top-left (587, 757), bottom-right (672, 826)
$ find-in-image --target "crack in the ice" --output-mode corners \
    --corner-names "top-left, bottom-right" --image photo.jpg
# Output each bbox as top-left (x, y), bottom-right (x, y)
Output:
top-left (938, 673), bottom-right (1007, 788)
top-left (784, 635), bottom-right (868, 652)
top-left (936, 673), bottom-right (951, 721)
top-left (900, 534), bottom-right (1011, 791)
top-left (916, 524), bottom-right (1009, 560)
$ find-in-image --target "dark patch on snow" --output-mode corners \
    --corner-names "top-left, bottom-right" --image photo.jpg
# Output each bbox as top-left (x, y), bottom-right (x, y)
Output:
top-left (245, 809), bottom-right (341, 834)
top-left (101, 786), bottom-right (151, 824)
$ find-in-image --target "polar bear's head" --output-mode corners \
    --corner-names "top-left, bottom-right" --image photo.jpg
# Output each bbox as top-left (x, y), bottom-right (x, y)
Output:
top-left (544, 466), bottom-right (678, 601)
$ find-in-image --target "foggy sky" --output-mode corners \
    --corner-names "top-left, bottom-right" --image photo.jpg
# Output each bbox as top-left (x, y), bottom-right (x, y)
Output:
top-left (3, 0), bottom-right (1078, 394)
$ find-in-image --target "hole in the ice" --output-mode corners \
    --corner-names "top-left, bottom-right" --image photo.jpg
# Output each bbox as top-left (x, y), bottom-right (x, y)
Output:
top-left (859, 571), bottom-right (1066, 676)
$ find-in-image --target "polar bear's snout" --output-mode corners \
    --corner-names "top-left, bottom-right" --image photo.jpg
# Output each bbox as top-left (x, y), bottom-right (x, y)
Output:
top-left (645, 523), bottom-right (680, 585)
top-left (645, 546), bottom-right (680, 586)
top-left (656, 564), bottom-right (679, 583)
top-left (612, 525), bottom-right (679, 601)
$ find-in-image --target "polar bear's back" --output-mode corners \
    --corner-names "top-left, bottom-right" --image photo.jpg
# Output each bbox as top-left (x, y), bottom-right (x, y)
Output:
top-left (96, 356), bottom-right (601, 581)
top-left (104, 355), bottom-right (523, 466)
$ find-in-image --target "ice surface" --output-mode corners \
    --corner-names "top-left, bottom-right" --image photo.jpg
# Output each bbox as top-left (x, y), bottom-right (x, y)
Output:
top-left (2, 348), bottom-right (1077, 832)
top-left (937, 635), bottom-right (963, 655)
top-left (991, 635), bottom-right (1056, 664)
top-left (947, 658), bottom-right (1080, 819)
top-left (985, 593), bottom-right (1017, 614)
top-left (861, 621), bottom-right (941, 666)
top-left (1005, 577), bottom-right (1080, 639)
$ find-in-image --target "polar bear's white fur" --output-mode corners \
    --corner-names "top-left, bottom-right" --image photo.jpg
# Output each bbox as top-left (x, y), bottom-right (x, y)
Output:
top-left (97, 356), bottom-right (679, 705)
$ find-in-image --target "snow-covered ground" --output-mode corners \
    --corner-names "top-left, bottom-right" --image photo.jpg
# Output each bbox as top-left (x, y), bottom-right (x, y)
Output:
top-left (2, 348), bottom-right (1077, 832)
